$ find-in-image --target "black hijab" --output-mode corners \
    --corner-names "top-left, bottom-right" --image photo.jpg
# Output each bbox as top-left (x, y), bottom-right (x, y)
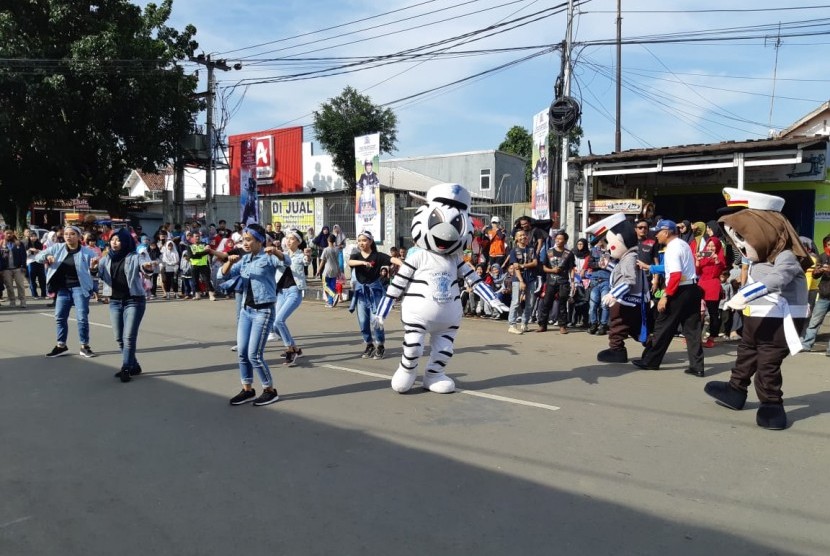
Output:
top-left (109, 228), bottom-right (136, 262)
top-left (573, 237), bottom-right (591, 258)
top-left (678, 220), bottom-right (694, 243)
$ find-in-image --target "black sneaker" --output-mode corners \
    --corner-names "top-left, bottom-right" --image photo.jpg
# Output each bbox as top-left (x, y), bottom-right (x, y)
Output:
top-left (46, 345), bottom-right (69, 358)
top-left (285, 349), bottom-right (303, 367)
top-left (117, 369), bottom-right (131, 383)
top-left (361, 344), bottom-right (375, 359)
top-left (372, 345), bottom-right (385, 360)
top-left (252, 388), bottom-right (280, 406)
top-left (79, 345), bottom-right (96, 358)
top-left (229, 389), bottom-right (256, 406)
top-left (113, 364), bottom-right (142, 378)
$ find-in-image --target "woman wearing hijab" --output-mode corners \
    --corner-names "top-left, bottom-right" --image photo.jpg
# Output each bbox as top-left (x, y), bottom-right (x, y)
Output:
top-left (218, 223), bottom-right (287, 407)
top-left (690, 221), bottom-right (707, 254)
top-left (677, 220), bottom-right (694, 244)
top-left (98, 228), bottom-right (156, 382)
top-left (160, 239), bottom-right (180, 299)
top-left (36, 225), bottom-right (100, 358)
top-left (569, 237), bottom-right (592, 327)
top-left (696, 236), bottom-right (727, 348)
top-left (330, 224), bottom-right (347, 274)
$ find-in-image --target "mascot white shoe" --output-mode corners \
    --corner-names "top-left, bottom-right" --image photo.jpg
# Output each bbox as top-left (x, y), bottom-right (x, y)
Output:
top-left (376, 183), bottom-right (508, 394)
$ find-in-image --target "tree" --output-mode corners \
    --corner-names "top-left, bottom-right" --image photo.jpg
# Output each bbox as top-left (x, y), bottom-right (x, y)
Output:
top-left (0, 0), bottom-right (200, 228)
top-left (498, 125), bottom-right (533, 190)
top-left (312, 86), bottom-right (398, 192)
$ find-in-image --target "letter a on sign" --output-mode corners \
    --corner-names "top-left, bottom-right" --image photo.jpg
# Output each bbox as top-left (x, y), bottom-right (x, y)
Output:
top-left (255, 136), bottom-right (274, 179)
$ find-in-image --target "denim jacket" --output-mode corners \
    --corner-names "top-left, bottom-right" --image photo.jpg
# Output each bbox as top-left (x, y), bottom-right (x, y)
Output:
top-left (218, 251), bottom-right (285, 305)
top-left (281, 249), bottom-right (307, 291)
top-left (35, 243), bottom-right (97, 296)
top-left (98, 251), bottom-right (152, 297)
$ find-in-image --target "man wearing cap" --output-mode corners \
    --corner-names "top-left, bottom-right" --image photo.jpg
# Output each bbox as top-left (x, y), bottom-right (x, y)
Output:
top-left (632, 219), bottom-right (705, 376)
top-left (486, 216), bottom-right (507, 269)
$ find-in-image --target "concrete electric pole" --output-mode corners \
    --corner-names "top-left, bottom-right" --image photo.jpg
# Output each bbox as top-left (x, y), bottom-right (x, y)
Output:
top-left (189, 54), bottom-right (239, 225)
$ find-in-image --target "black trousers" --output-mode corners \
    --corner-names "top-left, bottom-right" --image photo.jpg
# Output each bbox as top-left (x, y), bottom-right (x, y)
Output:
top-left (640, 284), bottom-right (703, 371)
top-left (538, 281), bottom-right (569, 327)
top-left (730, 316), bottom-right (806, 404)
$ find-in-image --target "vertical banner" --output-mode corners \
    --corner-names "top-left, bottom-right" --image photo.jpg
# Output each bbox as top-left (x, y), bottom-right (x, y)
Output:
top-left (531, 108), bottom-right (550, 221)
top-left (240, 139), bottom-right (259, 225)
top-left (354, 133), bottom-right (382, 240)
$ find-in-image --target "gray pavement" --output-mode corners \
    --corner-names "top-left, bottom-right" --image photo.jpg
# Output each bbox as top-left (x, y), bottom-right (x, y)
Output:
top-left (1, 296), bottom-right (829, 555)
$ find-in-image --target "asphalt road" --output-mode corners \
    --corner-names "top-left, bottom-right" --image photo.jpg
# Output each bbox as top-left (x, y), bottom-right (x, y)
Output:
top-left (1, 295), bottom-right (829, 555)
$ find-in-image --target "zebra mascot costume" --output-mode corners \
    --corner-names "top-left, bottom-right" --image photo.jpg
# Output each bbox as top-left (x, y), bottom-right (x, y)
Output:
top-left (374, 183), bottom-right (509, 393)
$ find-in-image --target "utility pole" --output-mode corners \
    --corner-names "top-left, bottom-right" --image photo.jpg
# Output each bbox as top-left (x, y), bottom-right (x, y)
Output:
top-left (190, 54), bottom-right (238, 225)
top-left (615, 0), bottom-right (622, 152)
top-left (560, 0), bottom-right (574, 237)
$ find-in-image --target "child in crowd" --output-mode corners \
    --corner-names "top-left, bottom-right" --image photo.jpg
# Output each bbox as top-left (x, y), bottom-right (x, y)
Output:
top-left (718, 270), bottom-right (734, 338)
top-left (179, 250), bottom-right (194, 299)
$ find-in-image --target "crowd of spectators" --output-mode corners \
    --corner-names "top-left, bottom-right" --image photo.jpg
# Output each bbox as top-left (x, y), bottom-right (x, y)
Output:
top-left (2, 208), bottom-right (829, 354)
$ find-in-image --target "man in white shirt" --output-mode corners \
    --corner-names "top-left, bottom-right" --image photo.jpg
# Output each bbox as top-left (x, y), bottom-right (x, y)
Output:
top-left (632, 219), bottom-right (705, 376)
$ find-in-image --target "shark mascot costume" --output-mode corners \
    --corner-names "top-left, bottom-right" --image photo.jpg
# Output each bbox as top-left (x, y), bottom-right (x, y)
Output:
top-left (704, 188), bottom-right (811, 430)
top-left (585, 213), bottom-right (650, 363)
top-left (374, 183), bottom-right (508, 393)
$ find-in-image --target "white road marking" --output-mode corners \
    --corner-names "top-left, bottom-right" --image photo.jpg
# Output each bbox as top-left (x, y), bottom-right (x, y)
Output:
top-left (34, 313), bottom-right (560, 412)
top-left (321, 364), bottom-right (560, 412)
top-left (38, 312), bottom-right (111, 328)
top-left (0, 516), bottom-right (33, 528)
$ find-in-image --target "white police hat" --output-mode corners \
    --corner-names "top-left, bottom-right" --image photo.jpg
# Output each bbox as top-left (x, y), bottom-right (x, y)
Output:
top-left (584, 213), bottom-right (626, 239)
top-left (722, 187), bottom-right (785, 212)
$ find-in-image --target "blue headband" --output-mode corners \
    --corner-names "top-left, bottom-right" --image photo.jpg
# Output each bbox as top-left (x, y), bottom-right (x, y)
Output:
top-left (244, 227), bottom-right (265, 244)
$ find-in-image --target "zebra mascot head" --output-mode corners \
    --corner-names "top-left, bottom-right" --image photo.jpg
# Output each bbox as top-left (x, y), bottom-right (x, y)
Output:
top-left (410, 183), bottom-right (473, 256)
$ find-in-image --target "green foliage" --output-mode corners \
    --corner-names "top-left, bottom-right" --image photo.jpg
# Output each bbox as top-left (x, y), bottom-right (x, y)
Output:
top-left (498, 125), bottom-right (533, 191)
top-left (0, 0), bottom-right (200, 227)
top-left (312, 86), bottom-right (398, 192)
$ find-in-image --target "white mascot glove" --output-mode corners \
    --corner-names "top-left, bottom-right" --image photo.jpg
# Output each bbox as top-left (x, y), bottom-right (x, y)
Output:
top-left (490, 299), bottom-right (509, 314)
top-left (371, 314), bottom-right (385, 330)
top-left (726, 292), bottom-right (748, 311)
top-left (602, 293), bottom-right (617, 307)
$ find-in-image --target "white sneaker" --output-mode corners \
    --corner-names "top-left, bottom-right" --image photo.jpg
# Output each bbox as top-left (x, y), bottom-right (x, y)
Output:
top-left (508, 325), bottom-right (523, 335)
top-left (209, 293), bottom-right (216, 301)
top-left (520, 323), bottom-right (528, 333)
top-left (267, 332), bottom-right (277, 341)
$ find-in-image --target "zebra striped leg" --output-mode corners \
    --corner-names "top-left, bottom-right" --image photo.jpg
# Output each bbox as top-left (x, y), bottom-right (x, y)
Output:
top-left (422, 325), bottom-right (458, 394)
top-left (391, 323), bottom-right (427, 393)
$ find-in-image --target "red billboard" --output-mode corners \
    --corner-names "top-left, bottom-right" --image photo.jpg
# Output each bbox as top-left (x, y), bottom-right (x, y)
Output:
top-left (228, 126), bottom-right (303, 195)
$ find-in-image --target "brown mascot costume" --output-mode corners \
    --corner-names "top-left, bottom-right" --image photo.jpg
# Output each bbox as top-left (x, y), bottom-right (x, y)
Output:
top-left (704, 188), bottom-right (811, 430)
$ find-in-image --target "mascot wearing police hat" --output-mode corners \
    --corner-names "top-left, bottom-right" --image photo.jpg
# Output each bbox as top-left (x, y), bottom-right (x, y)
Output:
top-left (704, 188), bottom-right (811, 430)
top-left (374, 183), bottom-right (508, 393)
top-left (585, 213), bottom-right (650, 363)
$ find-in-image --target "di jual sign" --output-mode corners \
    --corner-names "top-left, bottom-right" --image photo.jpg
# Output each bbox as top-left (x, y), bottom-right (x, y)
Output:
top-left (255, 135), bottom-right (275, 179)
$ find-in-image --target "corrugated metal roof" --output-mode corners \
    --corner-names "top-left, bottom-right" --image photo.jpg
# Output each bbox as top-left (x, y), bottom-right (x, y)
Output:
top-left (575, 136), bottom-right (826, 164)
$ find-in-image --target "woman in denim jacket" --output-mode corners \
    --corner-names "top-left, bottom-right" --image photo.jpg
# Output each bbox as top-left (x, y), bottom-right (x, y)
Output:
top-left (270, 229), bottom-right (306, 367)
top-left (97, 228), bottom-right (156, 382)
top-left (218, 224), bottom-right (287, 407)
top-left (35, 225), bottom-right (99, 358)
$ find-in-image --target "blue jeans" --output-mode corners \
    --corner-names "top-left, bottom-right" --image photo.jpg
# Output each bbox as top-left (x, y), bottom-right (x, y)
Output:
top-left (325, 276), bottom-right (337, 305)
top-left (508, 280), bottom-right (537, 326)
top-left (355, 286), bottom-right (385, 344)
top-left (109, 296), bottom-right (146, 370)
top-left (237, 304), bottom-right (277, 387)
top-left (55, 287), bottom-right (90, 346)
top-left (589, 280), bottom-right (610, 325)
top-left (801, 296), bottom-right (830, 352)
top-left (273, 286), bottom-right (302, 347)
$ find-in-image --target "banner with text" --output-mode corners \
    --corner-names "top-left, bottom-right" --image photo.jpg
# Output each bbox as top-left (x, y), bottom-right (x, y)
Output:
top-left (531, 108), bottom-right (550, 221)
top-left (354, 133), bottom-right (382, 240)
top-left (271, 199), bottom-right (315, 232)
top-left (240, 139), bottom-right (259, 225)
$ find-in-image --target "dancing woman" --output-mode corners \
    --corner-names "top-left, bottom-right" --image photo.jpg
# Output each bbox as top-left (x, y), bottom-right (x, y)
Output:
top-left (36, 225), bottom-right (99, 358)
top-left (97, 228), bottom-right (156, 382)
top-left (271, 229), bottom-right (306, 366)
top-left (218, 224), bottom-right (286, 407)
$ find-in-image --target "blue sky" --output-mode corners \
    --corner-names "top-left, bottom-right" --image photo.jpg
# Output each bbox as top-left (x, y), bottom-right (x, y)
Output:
top-left (143, 0), bottom-right (830, 158)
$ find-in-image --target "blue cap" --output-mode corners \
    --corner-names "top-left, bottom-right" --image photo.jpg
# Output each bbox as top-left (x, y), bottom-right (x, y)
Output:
top-left (650, 219), bottom-right (677, 233)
